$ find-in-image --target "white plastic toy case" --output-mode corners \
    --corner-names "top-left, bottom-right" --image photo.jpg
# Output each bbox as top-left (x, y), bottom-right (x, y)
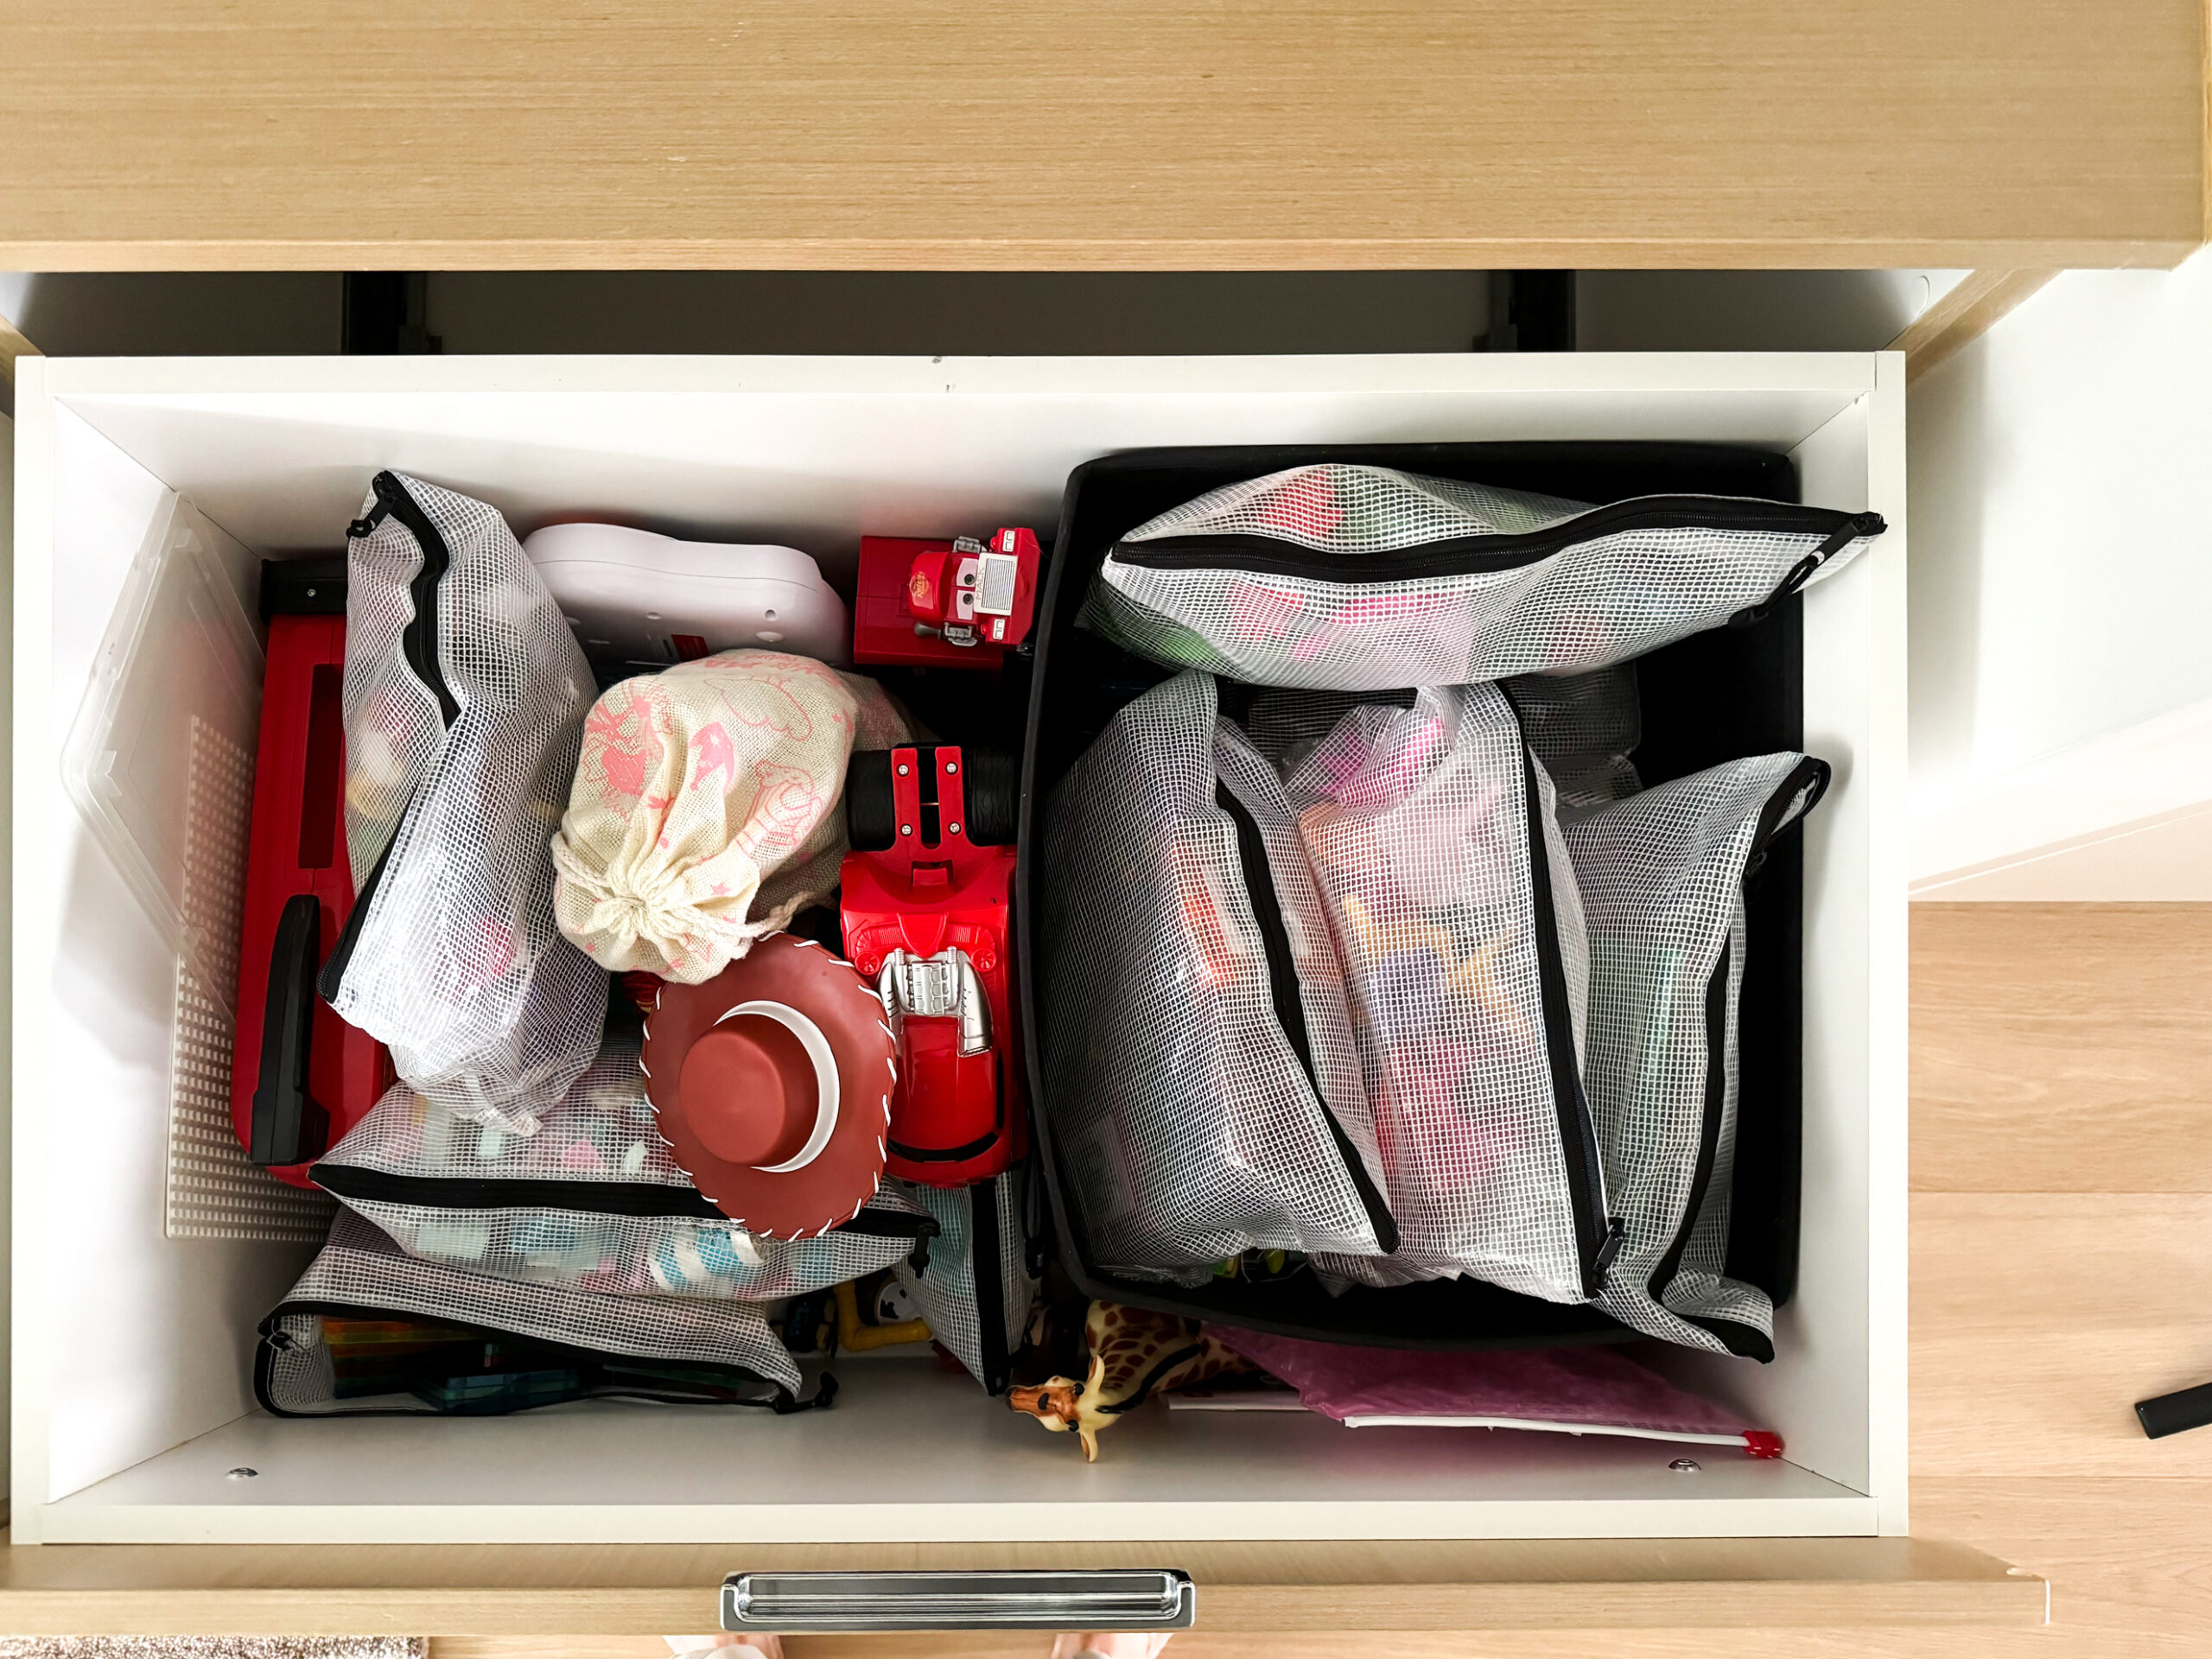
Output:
top-left (524, 523), bottom-right (849, 668)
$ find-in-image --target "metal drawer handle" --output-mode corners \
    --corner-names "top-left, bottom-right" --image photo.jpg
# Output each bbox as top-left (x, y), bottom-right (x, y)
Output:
top-left (721, 1568), bottom-right (1197, 1632)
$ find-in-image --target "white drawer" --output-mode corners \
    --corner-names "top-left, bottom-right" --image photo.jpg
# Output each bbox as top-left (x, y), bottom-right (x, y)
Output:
top-left (10, 352), bottom-right (1907, 1555)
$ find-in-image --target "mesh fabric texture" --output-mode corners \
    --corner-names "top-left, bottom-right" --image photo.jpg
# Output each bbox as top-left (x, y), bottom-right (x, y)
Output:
top-left (1508, 664), bottom-right (1643, 816)
top-left (1287, 683), bottom-right (1604, 1303)
top-left (1083, 464), bottom-right (1879, 690)
top-left (260, 1210), bottom-right (799, 1412)
top-left (1240, 668), bottom-right (1641, 816)
top-left (334, 473), bottom-right (605, 1135)
top-left (314, 1038), bottom-right (928, 1300)
top-left (1039, 671), bottom-right (1391, 1276)
top-left (1240, 687), bottom-right (1414, 777)
top-left (1566, 751), bottom-right (1827, 1356)
top-left (892, 1173), bottom-right (1038, 1391)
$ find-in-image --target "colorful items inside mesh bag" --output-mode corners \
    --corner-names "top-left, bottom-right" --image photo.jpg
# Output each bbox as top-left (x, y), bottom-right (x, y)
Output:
top-left (1281, 682), bottom-right (1617, 1304)
top-left (256, 1211), bottom-right (813, 1415)
top-left (1083, 463), bottom-right (1884, 690)
top-left (1039, 670), bottom-right (1396, 1282)
top-left (1238, 664), bottom-right (1642, 819)
top-left (323, 472), bottom-right (606, 1136)
top-left (310, 1036), bottom-right (936, 1301)
top-left (1565, 751), bottom-right (1830, 1359)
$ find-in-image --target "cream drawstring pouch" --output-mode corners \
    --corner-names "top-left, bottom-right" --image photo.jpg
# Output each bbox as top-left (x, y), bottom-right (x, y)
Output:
top-left (550, 650), bottom-right (907, 981)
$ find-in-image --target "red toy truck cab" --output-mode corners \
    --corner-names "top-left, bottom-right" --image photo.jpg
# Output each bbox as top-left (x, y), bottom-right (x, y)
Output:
top-left (852, 528), bottom-right (1041, 671)
top-left (838, 744), bottom-right (1026, 1188)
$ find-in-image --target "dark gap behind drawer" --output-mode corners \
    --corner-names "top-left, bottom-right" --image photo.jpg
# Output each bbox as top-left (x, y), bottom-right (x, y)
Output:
top-left (1017, 442), bottom-right (1802, 1350)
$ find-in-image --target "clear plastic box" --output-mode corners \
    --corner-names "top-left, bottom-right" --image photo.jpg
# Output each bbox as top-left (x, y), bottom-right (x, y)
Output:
top-left (61, 492), bottom-right (264, 1010)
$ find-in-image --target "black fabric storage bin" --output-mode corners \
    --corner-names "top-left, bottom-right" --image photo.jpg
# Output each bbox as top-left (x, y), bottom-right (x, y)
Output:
top-left (1016, 442), bottom-right (1807, 1351)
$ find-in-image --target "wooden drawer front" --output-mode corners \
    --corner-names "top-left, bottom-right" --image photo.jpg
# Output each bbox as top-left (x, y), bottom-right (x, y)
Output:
top-left (0, 1538), bottom-right (2043, 1635)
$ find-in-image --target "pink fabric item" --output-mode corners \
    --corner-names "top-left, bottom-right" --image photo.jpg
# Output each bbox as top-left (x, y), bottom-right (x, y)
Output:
top-left (551, 651), bottom-right (906, 982)
top-left (1207, 1325), bottom-right (1760, 1442)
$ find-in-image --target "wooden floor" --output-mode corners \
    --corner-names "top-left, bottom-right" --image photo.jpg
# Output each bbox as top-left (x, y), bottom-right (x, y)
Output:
top-left (433, 903), bottom-right (2212, 1658)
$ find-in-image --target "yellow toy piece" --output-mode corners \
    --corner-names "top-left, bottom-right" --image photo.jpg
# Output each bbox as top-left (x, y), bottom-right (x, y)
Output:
top-left (833, 1277), bottom-right (932, 1351)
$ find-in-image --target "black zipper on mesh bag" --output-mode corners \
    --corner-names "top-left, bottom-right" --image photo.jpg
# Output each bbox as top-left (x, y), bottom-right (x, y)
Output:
top-left (970, 1179), bottom-right (1012, 1395)
top-left (1500, 690), bottom-right (1620, 1297)
top-left (320, 473), bottom-right (461, 1000)
top-left (307, 1162), bottom-right (940, 1243)
top-left (358, 470), bottom-right (461, 724)
top-left (1648, 756), bottom-right (1832, 1361)
top-left (316, 824), bottom-right (397, 1002)
top-left (254, 1300), bottom-right (836, 1417)
top-left (1113, 497), bottom-right (1885, 586)
top-left (1213, 781), bottom-right (1401, 1255)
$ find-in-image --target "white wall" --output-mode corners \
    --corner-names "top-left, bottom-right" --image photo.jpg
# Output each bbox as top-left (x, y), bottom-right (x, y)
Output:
top-left (1, 408), bottom-right (12, 1518)
top-left (1910, 253), bottom-right (2212, 897)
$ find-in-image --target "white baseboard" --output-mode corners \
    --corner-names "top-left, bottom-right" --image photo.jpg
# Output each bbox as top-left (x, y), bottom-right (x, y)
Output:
top-left (1913, 696), bottom-right (2212, 900)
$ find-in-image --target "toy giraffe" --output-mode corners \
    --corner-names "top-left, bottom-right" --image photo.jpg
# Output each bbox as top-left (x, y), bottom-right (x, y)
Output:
top-left (1007, 1300), bottom-right (1262, 1461)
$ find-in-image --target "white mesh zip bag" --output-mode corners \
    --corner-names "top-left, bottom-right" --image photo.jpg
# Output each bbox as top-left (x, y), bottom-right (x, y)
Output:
top-left (1566, 751), bottom-right (1830, 1358)
top-left (1084, 464), bottom-right (1885, 690)
top-left (311, 1037), bottom-right (937, 1300)
top-left (1240, 665), bottom-right (1642, 818)
top-left (1282, 683), bottom-right (1618, 1304)
top-left (323, 472), bottom-right (606, 1136)
top-left (1039, 670), bottom-right (1396, 1280)
top-left (891, 1173), bottom-right (1038, 1395)
top-left (257, 1211), bottom-right (811, 1415)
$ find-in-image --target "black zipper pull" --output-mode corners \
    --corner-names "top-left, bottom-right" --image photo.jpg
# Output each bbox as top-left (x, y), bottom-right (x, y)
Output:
top-left (1592, 1215), bottom-right (1627, 1287)
top-left (1730, 512), bottom-right (1885, 628)
top-left (346, 502), bottom-right (391, 539)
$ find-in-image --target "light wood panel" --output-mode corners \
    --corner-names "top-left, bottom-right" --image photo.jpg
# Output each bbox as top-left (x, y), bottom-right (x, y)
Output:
top-left (449, 1635), bottom-right (2148, 1659)
top-left (1899, 905), bottom-right (2212, 1650)
top-left (0, 1), bottom-right (2202, 270)
top-left (1891, 271), bottom-right (2061, 383)
top-left (1916, 1478), bottom-right (2212, 1639)
top-left (1915, 1194), bottom-right (2212, 1477)
top-left (0, 1536), bottom-right (2040, 1635)
top-left (1911, 904), bottom-right (2212, 1193)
